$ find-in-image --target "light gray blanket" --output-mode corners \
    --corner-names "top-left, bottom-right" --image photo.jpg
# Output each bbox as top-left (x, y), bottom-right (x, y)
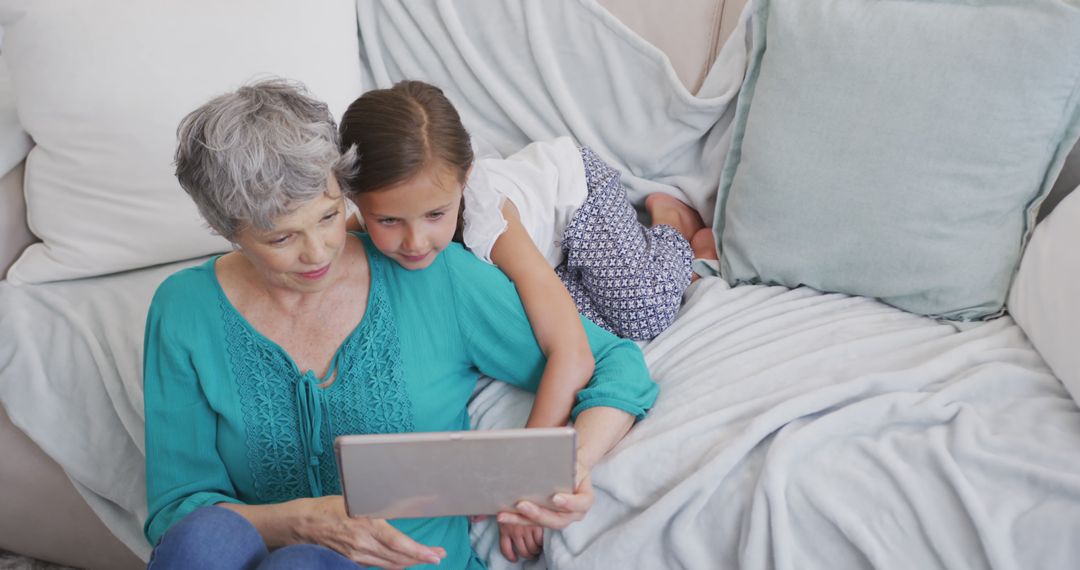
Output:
top-left (354, 0), bottom-right (748, 219)
top-left (4, 264), bottom-right (1079, 568)
top-left (4, 2), bottom-right (1080, 568)
top-left (469, 278), bottom-right (1080, 569)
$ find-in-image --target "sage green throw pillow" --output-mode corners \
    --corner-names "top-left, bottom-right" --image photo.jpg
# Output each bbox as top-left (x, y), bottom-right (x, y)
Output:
top-left (714, 0), bottom-right (1080, 320)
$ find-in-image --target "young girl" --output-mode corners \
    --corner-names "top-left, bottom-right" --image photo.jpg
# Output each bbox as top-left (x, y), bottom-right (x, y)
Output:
top-left (339, 80), bottom-right (709, 562)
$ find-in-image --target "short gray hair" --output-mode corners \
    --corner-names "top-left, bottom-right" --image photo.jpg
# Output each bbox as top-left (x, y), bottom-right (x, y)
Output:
top-left (174, 78), bottom-right (358, 239)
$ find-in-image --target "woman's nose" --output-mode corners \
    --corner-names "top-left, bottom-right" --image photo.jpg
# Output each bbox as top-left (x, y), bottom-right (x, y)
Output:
top-left (300, 236), bottom-right (329, 265)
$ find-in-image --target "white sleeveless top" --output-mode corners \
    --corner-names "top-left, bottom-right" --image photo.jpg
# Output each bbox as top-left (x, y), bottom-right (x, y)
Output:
top-left (461, 136), bottom-right (588, 267)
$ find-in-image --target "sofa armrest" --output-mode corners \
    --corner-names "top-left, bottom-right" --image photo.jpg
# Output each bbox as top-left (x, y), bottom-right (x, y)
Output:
top-left (0, 403), bottom-right (143, 570)
top-left (1039, 139), bottom-right (1080, 223)
top-left (1, 160), bottom-right (35, 280)
top-left (0, 52), bottom-right (36, 281)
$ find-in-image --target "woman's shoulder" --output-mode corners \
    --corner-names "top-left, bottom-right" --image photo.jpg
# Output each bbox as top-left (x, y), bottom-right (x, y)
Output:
top-left (144, 257), bottom-right (224, 343)
top-left (349, 231), bottom-right (388, 272)
top-left (438, 242), bottom-right (512, 288)
top-left (150, 256), bottom-right (221, 314)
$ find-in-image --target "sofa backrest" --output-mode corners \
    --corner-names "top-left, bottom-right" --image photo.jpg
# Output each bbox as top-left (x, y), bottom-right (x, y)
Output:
top-left (597, 0), bottom-right (746, 95)
top-left (2, 0), bottom-right (1078, 279)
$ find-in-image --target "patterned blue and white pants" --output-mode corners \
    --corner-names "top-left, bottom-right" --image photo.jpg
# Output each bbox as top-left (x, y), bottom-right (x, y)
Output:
top-left (556, 147), bottom-right (693, 341)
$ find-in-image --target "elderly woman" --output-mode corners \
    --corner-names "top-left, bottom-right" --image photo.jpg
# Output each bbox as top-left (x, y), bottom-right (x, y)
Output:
top-left (142, 78), bottom-right (658, 569)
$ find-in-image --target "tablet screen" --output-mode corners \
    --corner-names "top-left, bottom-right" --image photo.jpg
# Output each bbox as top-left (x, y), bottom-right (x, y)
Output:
top-left (335, 427), bottom-right (576, 519)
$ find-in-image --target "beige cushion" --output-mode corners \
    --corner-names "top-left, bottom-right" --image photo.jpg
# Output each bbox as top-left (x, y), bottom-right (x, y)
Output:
top-left (1009, 185), bottom-right (1080, 407)
top-left (598, 0), bottom-right (747, 94)
top-left (0, 161), bottom-right (33, 280)
top-left (0, 405), bottom-right (141, 569)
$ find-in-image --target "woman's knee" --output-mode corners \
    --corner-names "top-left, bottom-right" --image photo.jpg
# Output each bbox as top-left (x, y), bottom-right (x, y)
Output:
top-left (148, 506), bottom-right (267, 570)
top-left (259, 544), bottom-right (363, 569)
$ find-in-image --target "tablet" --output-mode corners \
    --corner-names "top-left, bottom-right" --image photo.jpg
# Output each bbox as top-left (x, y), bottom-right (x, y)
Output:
top-left (335, 427), bottom-right (576, 520)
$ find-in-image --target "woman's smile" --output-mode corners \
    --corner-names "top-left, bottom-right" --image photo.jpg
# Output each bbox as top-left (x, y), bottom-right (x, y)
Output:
top-left (297, 263), bottom-right (332, 280)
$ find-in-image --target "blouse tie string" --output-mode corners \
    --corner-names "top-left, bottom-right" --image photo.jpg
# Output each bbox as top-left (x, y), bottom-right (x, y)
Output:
top-left (295, 369), bottom-right (325, 498)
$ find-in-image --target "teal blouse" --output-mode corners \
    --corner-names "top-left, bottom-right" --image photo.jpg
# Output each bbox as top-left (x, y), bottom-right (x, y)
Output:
top-left (143, 233), bottom-right (658, 569)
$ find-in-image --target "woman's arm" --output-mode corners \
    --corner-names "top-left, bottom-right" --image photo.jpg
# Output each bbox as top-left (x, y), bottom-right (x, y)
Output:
top-left (448, 242), bottom-right (657, 431)
top-left (219, 499), bottom-right (444, 567)
top-left (493, 405), bottom-right (634, 562)
top-left (570, 405), bottom-right (635, 475)
top-left (490, 200), bottom-right (594, 428)
top-left (493, 405), bottom-right (634, 530)
top-left (446, 245), bottom-right (658, 528)
top-left (143, 285), bottom-right (247, 544)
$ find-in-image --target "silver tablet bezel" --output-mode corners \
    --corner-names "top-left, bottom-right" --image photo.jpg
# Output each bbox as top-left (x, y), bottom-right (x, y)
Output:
top-left (334, 427), bottom-right (577, 519)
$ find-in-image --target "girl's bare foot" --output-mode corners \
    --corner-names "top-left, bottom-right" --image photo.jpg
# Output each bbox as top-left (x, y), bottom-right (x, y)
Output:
top-left (691, 227), bottom-right (718, 260)
top-left (645, 193), bottom-right (704, 241)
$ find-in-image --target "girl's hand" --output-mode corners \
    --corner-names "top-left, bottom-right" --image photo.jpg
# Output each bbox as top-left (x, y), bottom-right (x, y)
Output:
top-left (499, 522), bottom-right (544, 562)
top-left (293, 496), bottom-right (446, 569)
top-left (496, 469), bottom-right (594, 530)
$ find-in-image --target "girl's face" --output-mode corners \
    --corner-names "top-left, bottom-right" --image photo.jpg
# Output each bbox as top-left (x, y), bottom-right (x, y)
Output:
top-left (354, 163), bottom-right (463, 271)
top-left (232, 176), bottom-right (349, 293)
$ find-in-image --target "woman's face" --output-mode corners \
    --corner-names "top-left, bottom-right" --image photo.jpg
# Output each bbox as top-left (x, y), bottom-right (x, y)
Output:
top-left (354, 164), bottom-right (462, 271)
top-left (232, 176), bottom-right (349, 293)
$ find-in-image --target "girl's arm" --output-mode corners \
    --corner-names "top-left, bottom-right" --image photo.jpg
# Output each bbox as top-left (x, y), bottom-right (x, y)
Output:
top-left (490, 200), bottom-right (594, 428)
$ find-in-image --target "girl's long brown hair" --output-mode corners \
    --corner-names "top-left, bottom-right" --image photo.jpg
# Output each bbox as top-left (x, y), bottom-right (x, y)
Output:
top-left (339, 80), bottom-right (474, 194)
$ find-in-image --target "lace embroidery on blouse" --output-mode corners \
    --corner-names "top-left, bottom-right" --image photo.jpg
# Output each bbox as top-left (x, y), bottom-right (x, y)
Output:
top-left (221, 255), bottom-right (413, 503)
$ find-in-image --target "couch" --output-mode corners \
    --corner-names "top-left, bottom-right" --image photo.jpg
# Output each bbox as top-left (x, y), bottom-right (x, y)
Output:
top-left (2, 1), bottom-right (1080, 569)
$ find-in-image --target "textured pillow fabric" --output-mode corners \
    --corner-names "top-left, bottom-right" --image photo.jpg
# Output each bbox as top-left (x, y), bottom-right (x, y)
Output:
top-left (1008, 185), bottom-right (1080, 406)
top-left (713, 0), bottom-right (1080, 320)
top-left (0, 0), bottom-right (363, 284)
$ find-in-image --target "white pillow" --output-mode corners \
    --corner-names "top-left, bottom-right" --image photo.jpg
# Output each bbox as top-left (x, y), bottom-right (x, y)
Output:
top-left (1008, 186), bottom-right (1080, 405)
top-left (0, 0), bottom-right (363, 284)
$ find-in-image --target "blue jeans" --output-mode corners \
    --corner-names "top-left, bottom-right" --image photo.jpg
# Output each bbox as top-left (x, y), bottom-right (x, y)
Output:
top-left (147, 505), bottom-right (366, 569)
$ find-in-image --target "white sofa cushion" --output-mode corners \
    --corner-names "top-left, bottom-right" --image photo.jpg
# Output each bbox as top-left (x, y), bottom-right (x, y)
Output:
top-left (0, 0), bottom-right (363, 284)
top-left (1008, 186), bottom-right (1080, 407)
